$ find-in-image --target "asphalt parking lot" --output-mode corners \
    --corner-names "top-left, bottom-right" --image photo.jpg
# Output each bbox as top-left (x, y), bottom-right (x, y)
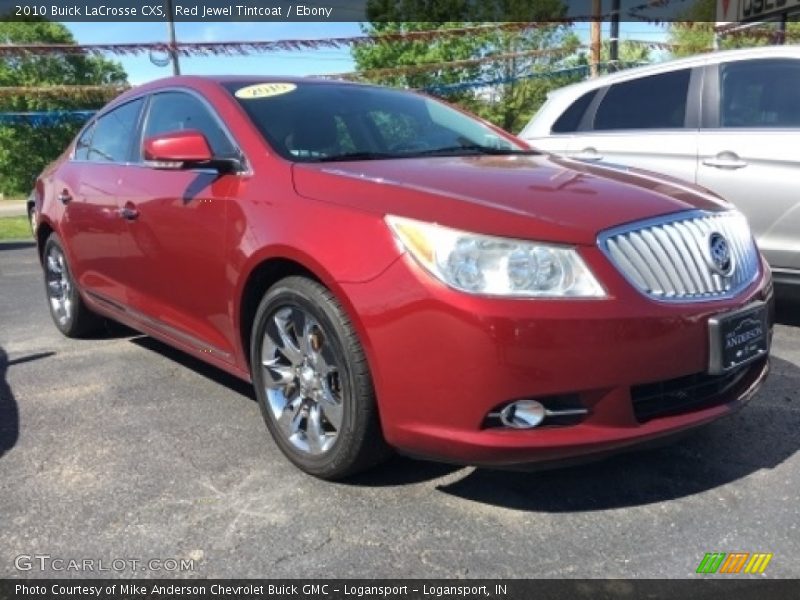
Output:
top-left (1, 241), bottom-right (798, 579)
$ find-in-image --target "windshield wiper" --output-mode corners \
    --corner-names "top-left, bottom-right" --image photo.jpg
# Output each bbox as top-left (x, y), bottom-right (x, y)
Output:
top-left (313, 152), bottom-right (400, 162)
top-left (408, 145), bottom-right (539, 157)
top-left (310, 146), bottom-right (538, 162)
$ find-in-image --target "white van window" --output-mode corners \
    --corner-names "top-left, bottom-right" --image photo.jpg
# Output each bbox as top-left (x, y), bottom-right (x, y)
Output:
top-left (720, 59), bottom-right (800, 128)
top-left (594, 69), bottom-right (690, 131)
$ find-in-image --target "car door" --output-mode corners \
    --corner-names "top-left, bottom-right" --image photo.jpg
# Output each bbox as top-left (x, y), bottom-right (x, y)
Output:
top-left (55, 99), bottom-right (144, 307)
top-left (114, 90), bottom-right (240, 361)
top-left (565, 66), bottom-right (701, 184)
top-left (697, 58), bottom-right (800, 277)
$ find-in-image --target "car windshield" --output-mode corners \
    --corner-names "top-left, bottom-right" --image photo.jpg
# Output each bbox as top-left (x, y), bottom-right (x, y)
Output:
top-left (223, 80), bottom-right (532, 162)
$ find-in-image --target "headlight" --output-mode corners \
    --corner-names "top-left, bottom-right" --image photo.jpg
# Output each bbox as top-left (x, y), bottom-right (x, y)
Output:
top-left (386, 215), bottom-right (605, 298)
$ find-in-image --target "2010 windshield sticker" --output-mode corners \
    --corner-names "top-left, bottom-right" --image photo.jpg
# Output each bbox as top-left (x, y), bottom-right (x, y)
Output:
top-left (235, 83), bottom-right (297, 99)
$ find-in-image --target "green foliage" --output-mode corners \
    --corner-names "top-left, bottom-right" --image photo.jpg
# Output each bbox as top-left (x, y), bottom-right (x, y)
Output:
top-left (0, 216), bottom-right (31, 241)
top-left (0, 19), bottom-right (127, 195)
top-left (569, 40), bottom-right (652, 65)
top-left (352, 1), bottom-right (583, 133)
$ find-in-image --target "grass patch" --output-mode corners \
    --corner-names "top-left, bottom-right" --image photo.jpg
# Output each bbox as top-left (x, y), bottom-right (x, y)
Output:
top-left (0, 216), bottom-right (32, 241)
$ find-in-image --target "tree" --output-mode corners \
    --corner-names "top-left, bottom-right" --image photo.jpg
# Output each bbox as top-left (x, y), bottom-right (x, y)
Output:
top-left (352, 1), bottom-right (582, 132)
top-left (570, 40), bottom-right (651, 70)
top-left (0, 19), bottom-right (127, 196)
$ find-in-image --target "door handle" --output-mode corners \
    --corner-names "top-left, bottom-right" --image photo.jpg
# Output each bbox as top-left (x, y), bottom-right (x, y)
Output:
top-left (702, 155), bottom-right (748, 169)
top-left (57, 190), bottom-right (72, 205)
top-left (119, 203), bottom-right (139, 221)
top-left (572, 148), bottom-right (604, 162)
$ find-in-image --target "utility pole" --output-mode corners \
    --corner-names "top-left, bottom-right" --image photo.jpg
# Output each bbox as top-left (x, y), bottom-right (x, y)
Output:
top-left (609, 0), bottom-right (620, 70)
top-left (590, 0), bottom-right (602, 78)
top-left (778, 13), bottom-right (788, 45)
top-left (166, 0), bottom-right (181, 75)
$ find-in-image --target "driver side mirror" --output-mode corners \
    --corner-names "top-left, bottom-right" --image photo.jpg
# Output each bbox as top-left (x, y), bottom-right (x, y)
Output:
top-left (143, 130), bottom-right (240, 172)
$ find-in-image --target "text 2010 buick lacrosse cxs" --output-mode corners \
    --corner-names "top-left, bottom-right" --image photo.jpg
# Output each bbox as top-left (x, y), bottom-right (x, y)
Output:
top-left (32, 77), bottom-right (773, 479)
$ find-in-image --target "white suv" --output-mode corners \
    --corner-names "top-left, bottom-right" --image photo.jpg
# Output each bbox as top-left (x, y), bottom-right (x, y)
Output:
top-left (519, 46), bottom-right (800, 287)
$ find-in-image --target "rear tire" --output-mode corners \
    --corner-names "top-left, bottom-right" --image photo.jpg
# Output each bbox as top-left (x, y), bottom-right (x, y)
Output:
top-left (43, 233), bottom-right (103, 338)
top-left (250, 276), bottom-right (390, 479)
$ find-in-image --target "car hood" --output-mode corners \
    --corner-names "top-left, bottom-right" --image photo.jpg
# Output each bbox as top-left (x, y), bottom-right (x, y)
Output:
top-left (291, 154), bottom-right (729, 245)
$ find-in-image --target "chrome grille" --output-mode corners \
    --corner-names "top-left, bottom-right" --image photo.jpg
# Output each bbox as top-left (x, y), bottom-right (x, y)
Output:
top-left (599, 211), bottom-right (760, 301)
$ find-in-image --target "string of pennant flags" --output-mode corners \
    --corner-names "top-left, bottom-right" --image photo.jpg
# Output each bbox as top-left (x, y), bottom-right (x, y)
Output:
top-left (0, 110), bottom-right (98, 126)
top-left (0, 15), bottom-right (777, 127)
top-left (0, 21), bottom-right (682, 60)
top-left (424, 60), bottom-right (649, 94)
top-left (0, 33), bottom-right (675, 101)
top-left (0, 84), bottom-right (130, 98)
top-left (333, 41), bottom-right (672, 81)
top-left (712, 23), bottom-right (800, 41)
top-left (0, 21), bottom-right (587, 58)
top-left (329, 46), bottom-right (579, 81)
top-left (0, 62), bottom-right (613, 126)
top-left (0, 58), bottom-right (652, 126)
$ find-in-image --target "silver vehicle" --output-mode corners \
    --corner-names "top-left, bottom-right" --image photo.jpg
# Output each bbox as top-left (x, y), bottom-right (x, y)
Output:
top-left (520, 46), bottom-right (800, 287)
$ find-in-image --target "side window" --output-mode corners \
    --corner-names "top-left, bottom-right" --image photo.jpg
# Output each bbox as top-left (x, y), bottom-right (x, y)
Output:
top-left (74, 122), bottom-right (95, 160)
top-left (551, 89), bottom-right (598, 133)
top-left (88, 99), bottom-right (144, 162)
top-left (594, 69), bottom-right (691, 131)
top-left (144, 92), bottom-right (236, 157)
top-left (719, 59), bottom-right (800, 128)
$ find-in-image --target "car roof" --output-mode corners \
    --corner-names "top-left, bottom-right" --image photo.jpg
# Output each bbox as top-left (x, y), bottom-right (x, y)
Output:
top-left (521, 44), bottom-right (800, 136)
top-left (137, 74), bottom-right (372, 91)
top-left (124, 74), bottom-right (369, 95)
top-left (549, 44), bottom-right (800, 100)
top-left (169, 75), bottom-right (357, 85)
top-left (103, 74), bottom-right (382, 116)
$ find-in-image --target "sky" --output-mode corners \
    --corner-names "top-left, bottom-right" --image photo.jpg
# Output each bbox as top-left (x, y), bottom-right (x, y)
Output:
top-left (64, 22), bottom-right (669, 86)
top-left (65, 22), bottom-right (362, 85)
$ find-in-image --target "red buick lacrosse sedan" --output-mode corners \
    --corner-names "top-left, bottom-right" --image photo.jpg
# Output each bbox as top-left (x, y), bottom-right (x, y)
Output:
top-left (33, 76), bottom-right (773, 479)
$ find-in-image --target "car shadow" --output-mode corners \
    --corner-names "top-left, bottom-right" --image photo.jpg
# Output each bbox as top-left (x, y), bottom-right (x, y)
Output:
top-left (0, 347), bottom-right (17, 459)
top-left (775, 297), bottom-right (799, 327)
top-left (130, 334), bottom-right (464, 484)
top-left (129, 336), bottom-right (256, 401)
top-left (124, 333), bottom-right (799, 499)
top-left (346, 455), bottom-right (462, 486)
top-left (127, 335), bottom-right (459, 484)
top-left (433, 355), bottom-right (800, 511)
top-left (0, 349), bottom-right (56, 460)
top-left (0, 240), bottom-right (35, 251)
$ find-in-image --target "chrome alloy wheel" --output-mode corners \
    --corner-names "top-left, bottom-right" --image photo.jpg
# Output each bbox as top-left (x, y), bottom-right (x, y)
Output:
top-left (45, 246), bottom-right (72, 326)
top-left (261, 306), bottom-right (344, 455)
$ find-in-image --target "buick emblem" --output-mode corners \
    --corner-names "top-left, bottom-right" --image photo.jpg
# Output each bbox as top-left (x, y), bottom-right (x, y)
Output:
top-left (708, 232), bottom-right (734, 276)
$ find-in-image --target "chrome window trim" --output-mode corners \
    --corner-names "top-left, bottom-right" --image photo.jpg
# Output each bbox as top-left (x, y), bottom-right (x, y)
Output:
top-left (597, 209), bottom-right (761, 303)
top-left (68, 85), bottom-right (252, 176)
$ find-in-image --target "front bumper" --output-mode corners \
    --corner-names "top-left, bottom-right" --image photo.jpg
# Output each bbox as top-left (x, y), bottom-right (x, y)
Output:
top-left (341, 250), bottom-right (774, 466)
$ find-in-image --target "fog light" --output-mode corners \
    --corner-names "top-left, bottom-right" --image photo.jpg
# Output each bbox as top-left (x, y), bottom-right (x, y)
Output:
top-left (499, 400), bottom-right (546, 429)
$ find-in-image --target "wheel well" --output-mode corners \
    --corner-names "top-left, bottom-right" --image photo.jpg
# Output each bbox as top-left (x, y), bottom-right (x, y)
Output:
top-left (239, 258), bottom-right (320, 369)
top-left (36, 222), bottom-right (54, 264)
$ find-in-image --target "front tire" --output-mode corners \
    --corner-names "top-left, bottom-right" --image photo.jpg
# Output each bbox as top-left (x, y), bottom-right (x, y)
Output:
top-left (43, 233), bottom-right (103, 337)
top-left (250, 276), bottom-right (389, 479)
